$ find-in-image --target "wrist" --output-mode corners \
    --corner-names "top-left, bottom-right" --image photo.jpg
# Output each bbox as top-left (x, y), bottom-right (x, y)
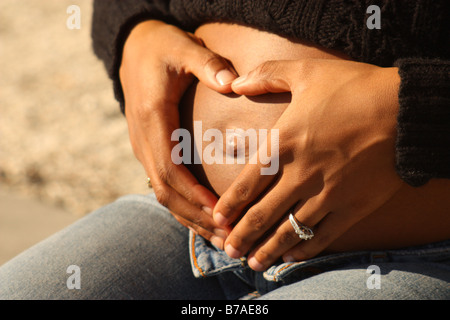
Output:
top-left (372, 66), bottom-right (401, 129)
top-left (123, 20), bottom-right (166, 55)
top-left (129, 20), bottom-right (167, 37)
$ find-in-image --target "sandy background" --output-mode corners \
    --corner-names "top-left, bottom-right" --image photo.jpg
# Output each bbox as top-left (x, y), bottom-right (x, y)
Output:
top-left (0, 0), bottom-right (148, 263)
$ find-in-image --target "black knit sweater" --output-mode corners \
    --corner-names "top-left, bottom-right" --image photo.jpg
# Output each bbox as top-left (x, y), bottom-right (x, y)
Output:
top-left (91, 0), bottom-right (450, 187)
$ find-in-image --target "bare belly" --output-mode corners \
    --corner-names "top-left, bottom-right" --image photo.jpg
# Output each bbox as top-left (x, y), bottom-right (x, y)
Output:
top-left (179, 23), bottom-right (450, 252)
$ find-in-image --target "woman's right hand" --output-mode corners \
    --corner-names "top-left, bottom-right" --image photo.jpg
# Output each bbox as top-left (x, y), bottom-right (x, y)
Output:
top-left (120, 21), bottom-right (237, 248)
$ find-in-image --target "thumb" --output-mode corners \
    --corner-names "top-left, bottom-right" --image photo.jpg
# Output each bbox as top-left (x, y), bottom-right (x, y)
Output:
top-left (231, 60), bottom-right (293, 96)
top-left (184, 43), bottom-right (238, 94)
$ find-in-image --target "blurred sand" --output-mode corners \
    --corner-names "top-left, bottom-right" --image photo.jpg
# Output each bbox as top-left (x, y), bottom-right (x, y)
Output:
top-left (0, 0), bottom-right (147, 264)
top-left (0, 188), bottom-right (78, 264)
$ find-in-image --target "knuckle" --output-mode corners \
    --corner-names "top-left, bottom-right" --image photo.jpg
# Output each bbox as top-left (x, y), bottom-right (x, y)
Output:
top-left (228, 232), bottom-right (244, 250)
top-left (218, 196), bottom-right (236, 215)
top-left (200, 51), bottom-right (224, 71)
top-left (256, 60), bottom-right (278, 76)
top-left (292, 249), bottom-right (308, 261)
top-left (297, 246), bottom-right (317, 261)
top-left (188, 207), bottom-right (206, 226)
top-left (297, 58), bottom-right (311, 70)
top-left (296, 58), bottom-right (314, 80)
top-left (261, 78), bottom-right (275, 92)
top-left (246, 208), bottom-right (267, 232)
top-left (292, 235), bottom-right (329, 261)
top-left (134, 104), bottom-right (152, 122)
top-left (233, 181), bottom-right (251, 202)
top-left (128, 100), bottom-right (156, 123)
top-left (319, 186), bottom-right (334, 203)
top-left (153, 184), bottom-right (172, 207)
top-left (277, 228), bottom-right (298, 246)
top-left (156, 162), bottom-right (177, 185)
top-left (277, 139), bottom-right (294, 161)
top-left (189, 213), bottom-right (203, 227)
top-left (256, 248), bottom-right (276, 264)
top-left (176, 207), bottom-right (206, 230)
top-left (182, 186), bottom-right (194, 203)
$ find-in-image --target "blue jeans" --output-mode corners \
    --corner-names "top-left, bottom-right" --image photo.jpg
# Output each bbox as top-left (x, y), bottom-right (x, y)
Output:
top-left (1, 193), bottom-right (449, 299)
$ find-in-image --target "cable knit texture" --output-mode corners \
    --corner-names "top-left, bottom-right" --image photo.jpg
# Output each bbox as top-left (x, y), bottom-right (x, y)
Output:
top-left (394, 59), bottom-right (450, 186)
top-left (91, 0), bottom-right (450, 187)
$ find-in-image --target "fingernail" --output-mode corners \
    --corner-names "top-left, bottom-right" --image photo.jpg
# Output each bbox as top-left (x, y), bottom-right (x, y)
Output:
top-left (210, 235), bottom-right (224, 250)
top-left (225, 243), bottom-right (241, 259)
top-left (213, 228), bottom-right (228, 239)
top-left (214, 212), bottom-right (228, 226)
top-left (202, 206), bottom-right (213, 215)
top-left (248, 256), bottom-right (265, 271)
top-left (283, 255), bottom-right (296, 263)
top-left (232, 74), bottom-right (247, 86)
top-left (216, 69), bottom-right (236, 86)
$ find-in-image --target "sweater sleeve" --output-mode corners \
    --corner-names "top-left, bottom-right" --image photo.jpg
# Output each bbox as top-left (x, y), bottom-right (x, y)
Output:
top-left (91, 0), bottom-right (180, 113)
top-left (394, 58), bottom-right (450, 186)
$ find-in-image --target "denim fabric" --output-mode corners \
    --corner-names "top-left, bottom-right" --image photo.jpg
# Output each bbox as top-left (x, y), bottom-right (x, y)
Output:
top-left (191, 228), bottom-right (450, 299)
top-left (1, 192), bottom-right (449, 299)
top-left (189, 231), bottom-right (246, 278)
top-left (0, 193), bottom-right (239, 300)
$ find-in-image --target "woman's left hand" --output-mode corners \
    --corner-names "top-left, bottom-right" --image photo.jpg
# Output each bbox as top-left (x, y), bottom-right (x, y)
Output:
top-left (212, 59), bottom-right (403, 271)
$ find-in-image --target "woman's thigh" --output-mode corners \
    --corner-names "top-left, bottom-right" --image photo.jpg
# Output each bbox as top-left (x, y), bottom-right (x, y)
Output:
top-left (258, 262), bottom-right (450, 300)
top-left (0, 193), bottom-right (228, 300)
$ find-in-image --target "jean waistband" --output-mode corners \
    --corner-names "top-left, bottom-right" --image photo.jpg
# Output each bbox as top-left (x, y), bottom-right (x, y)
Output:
top-left (263, 239), bottom-right (450, 283)
top-left (189, 231), bottom-right (450, 283)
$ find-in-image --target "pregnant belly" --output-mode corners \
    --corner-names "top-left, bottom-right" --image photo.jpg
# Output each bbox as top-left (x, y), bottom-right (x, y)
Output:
top-left (179, 23), bottom-right (450, 252)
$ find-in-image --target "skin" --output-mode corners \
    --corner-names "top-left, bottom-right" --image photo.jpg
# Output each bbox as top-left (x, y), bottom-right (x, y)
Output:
top-left (120, 20), bottom-right (237, 245)
top-left (121, 21), bottom-right (450, 272)
top-left (217, 58), bottom-right (404, 270)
